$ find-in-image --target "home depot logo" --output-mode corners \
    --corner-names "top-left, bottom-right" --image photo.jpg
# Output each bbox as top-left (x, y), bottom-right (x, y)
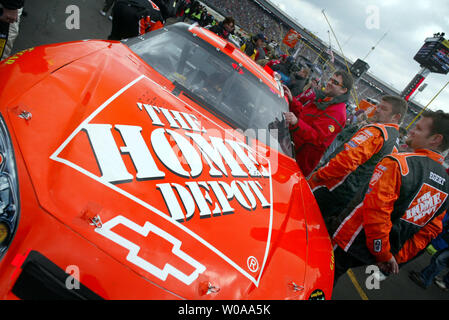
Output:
top-left (50, 75), bottom-right (276, 287)
top-left (402, 183), bottom-right (448, 227)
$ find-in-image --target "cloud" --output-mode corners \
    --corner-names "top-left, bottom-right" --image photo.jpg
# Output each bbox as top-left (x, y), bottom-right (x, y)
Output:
top-left (270, 0), bottom-right (449, 111)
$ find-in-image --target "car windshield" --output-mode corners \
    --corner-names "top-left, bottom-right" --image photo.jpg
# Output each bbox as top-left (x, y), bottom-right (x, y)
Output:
top-left (126, 24), bottom-right (293, 157)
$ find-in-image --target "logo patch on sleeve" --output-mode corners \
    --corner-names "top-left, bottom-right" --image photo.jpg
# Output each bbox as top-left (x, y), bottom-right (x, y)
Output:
top-left (352, 130), bottom-right (371, 145)
top-left (369, 167), bottom-right (385, 188)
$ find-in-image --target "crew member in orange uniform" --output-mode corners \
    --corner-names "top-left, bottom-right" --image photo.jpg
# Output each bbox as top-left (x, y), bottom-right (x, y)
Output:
top-left (308, 95), bottom-right (408, 222)
top-left (331, 110), bottom-right (449, 283)
top-left (284, 70), bottom-right (353, 177)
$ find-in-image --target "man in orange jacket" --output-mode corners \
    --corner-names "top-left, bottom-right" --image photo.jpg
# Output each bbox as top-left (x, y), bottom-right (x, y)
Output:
top-left (331, 110), bottom-right (449, 283)
top-left (308, 95), bottom-right (408, 223)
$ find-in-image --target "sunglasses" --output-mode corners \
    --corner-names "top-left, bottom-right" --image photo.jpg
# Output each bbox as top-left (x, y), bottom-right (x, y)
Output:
top-left (329, 78), bottom-right (344, 87)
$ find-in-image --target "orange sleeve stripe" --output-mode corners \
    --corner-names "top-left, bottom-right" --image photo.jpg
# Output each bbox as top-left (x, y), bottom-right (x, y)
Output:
top-left (362, 157), bottom-right (402, 262)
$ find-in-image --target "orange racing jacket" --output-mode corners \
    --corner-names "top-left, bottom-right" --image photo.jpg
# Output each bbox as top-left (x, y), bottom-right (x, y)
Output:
top-left (308, 123), bottom-right (399, 197)
top-left (332, 149), bottom-right (449, 264)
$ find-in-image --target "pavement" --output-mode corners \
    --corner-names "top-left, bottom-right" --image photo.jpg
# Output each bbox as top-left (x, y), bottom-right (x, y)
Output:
top-left (333, 252), bottom-right (449, 300)
top-left (8, 0), bottom-right (449, 301)
top-left (13, 0), bottom-right (112, 54)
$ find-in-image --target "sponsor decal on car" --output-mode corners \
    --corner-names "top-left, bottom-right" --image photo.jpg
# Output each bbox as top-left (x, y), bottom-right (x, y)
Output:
top-left (50, 75), bottom-right (274, 286)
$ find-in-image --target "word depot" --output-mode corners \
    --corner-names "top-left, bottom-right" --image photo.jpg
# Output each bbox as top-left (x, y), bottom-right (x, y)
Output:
top-left (84, 102), bottom-right (272, 222)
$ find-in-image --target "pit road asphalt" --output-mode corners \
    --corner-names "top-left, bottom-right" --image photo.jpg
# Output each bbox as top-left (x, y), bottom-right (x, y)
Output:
top-left (9, 0), bottom-right (449, 301)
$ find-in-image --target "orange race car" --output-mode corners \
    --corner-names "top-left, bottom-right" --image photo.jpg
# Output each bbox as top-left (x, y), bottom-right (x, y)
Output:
top-left (0, 23), bottom-right (333, 300)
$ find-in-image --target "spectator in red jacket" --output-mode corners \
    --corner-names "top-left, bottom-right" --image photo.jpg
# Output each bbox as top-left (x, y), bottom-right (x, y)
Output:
top-left (284, 70), bottom-right (354, 177)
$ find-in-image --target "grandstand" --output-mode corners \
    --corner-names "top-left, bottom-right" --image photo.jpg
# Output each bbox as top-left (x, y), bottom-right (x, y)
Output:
top-left (201, 0), bottom-right (424, 128)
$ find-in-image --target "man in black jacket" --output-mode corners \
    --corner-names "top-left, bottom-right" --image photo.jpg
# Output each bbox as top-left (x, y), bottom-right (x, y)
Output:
top-left (0, 0), bottom-right (24, 59)
top-left (288, 67), bottom-right (310, 96)
top-left (208, 16), bottom-right (234, 40)
top-left (108, 0), bottom-right (164, 40)
top-left (152, 0), bottom-right (186, 21)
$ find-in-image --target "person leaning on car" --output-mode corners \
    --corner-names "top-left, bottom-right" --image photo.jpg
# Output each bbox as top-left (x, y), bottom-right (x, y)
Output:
top-left (0, 0), bottom-right (24, 59)
top-left (331, 110), bottom-right (449, 284)
top-left (284, 70), bottom-right (353, 177)
top-left (308, 95), bottom-right (407, 224)
top-left (108, 0), bottom-right (164, 41)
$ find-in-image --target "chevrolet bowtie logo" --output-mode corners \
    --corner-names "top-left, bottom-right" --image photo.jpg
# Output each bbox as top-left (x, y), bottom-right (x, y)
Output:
top-left (95, 215), bottom-right (206, 285)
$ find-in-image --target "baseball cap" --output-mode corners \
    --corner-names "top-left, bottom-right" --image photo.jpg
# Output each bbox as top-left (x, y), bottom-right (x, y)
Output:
top-left (256, 33), bottom-right (267, 42)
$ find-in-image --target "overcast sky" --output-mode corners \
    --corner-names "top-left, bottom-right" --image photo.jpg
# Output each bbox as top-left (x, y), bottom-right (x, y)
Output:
top-left (269, 0), bottom-right (449, 113)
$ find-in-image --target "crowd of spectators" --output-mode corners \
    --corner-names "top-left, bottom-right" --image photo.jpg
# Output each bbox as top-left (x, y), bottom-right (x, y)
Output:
top-left (204, 0), bottom-right (283, 42)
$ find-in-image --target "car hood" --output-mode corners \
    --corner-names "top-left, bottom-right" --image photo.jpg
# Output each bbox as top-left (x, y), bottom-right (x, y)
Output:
top-left (4, 41), bottom-right (312, 299)
top-left (0, 41), bottom-right (113, 105)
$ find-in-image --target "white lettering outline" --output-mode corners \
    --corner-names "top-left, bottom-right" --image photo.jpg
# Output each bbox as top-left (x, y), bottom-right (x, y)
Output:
top-left (50, 75), bottom-right (274, 287)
